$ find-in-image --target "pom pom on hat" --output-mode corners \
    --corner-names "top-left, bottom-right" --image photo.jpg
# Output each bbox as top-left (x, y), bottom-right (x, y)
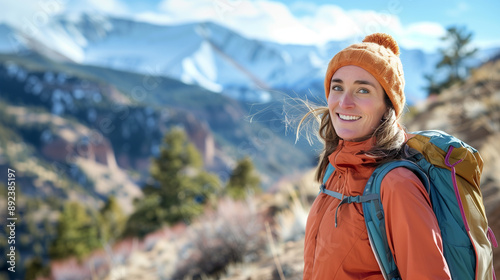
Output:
top-left (324, 33), bottom-right (406, 118)
top-left (363, 33), bottom-right (400, 56)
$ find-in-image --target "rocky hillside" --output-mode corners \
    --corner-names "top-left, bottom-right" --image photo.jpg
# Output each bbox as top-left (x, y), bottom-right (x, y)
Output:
top-left (0, 52), bottom-right (312, 201)
top-left (0, 51), bottom-right (314, 278)
top-left (405, 56), bottom-right (500, 274)
top-left (405, 56), bottom-right (500, 212)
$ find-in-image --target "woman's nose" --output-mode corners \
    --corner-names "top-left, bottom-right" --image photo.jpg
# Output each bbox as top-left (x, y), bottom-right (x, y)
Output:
top-left (339, 92), bottom-right (355, 108)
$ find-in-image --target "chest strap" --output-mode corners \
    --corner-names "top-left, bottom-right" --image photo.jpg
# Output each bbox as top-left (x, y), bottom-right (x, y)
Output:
top-left (319, 184), bottom-right (379, 227)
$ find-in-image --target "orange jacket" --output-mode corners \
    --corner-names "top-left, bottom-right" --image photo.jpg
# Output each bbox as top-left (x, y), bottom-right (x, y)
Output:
top-left (303, 137), bottom-right (451, 279)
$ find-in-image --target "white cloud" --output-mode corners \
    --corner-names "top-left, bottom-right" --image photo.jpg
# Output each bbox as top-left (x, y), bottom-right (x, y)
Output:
top-left (222, 1), bottom-right (319, 44)
top-left (299, 6), bottom-right (405, 43)
top-left (151, 0), bottom-right (319, 44)
top-left (406, 22), bottom-right (446, 37)
top-left (0, 0), bottom-right (128, 28)
top-left (158, 0), bottom-right (217, 22)
top-left (300, 5), bottom-right (362, 42)
top-left (89, 0), bottom-right (129, 15)
top-left (0, 0), bottom-right (65, 27)
top-left (147, 0), bottom-right (445, 50)
top-left (398, 22), bottom-right (447, 52)
top-left (66, 0), bottom-right (129, 17)
top-left (0, 0), bottom-right (448, 52)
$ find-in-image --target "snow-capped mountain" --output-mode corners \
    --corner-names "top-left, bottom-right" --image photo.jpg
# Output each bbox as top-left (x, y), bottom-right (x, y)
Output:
top-left (1, 13), bottom-right (498, 103)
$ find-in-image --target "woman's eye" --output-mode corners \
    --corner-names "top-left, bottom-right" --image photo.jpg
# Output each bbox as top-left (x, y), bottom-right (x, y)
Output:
top-left (331, 85), bottom-right (342, 91)
top-left (358, 88), bottom-right (369, 94)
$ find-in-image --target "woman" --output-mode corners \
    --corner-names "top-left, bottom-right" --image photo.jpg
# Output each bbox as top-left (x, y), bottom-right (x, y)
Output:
top-left (302, 33), bottom-right (451, 279)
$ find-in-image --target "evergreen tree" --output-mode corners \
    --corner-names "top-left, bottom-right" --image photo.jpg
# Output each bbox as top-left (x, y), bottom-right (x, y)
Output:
top-left (122, 194), bottom-right (164, 238)
top-left (49, 201), bottom-right (101, 260)
top-left (226, 157), bottom-right (261, 200)
top-left (438, 26), bottom-right (477, 83)
top-left (24, 256), bottom-right (51, 280)
top-left (123, 128), bottom-right (221, 238)
top-left (425, 26), bottom-right (477, 95)
top-left (423, 73), bottom-right (442, 97)
top-left (98, 196), bottom-right (125, 242)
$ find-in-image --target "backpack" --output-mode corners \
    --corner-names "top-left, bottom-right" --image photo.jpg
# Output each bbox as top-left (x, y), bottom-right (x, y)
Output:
top-left (320, 130), bottom-right (497, 280)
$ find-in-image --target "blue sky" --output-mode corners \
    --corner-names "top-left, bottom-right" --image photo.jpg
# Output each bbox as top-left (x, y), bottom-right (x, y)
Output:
top-left (315, 0), bottom-right (500, 47)
top-left (128, 0), bottom-right (500, 50)
top-left (1, 0), bottom-right (499, 52)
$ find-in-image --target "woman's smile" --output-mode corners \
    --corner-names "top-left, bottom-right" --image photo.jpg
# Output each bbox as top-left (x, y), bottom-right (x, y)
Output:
top-left (337, 114), bottom-right (361, 121)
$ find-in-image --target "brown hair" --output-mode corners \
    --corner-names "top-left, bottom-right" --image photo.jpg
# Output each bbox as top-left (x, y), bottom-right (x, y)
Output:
top-left (297, 94), bottom-right (406, 182)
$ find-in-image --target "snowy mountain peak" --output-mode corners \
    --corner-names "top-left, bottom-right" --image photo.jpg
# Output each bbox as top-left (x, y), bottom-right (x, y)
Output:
top-left (55, 12), bottom-right (115, 45)
top-left (0, 13), bottom-right (499, 103)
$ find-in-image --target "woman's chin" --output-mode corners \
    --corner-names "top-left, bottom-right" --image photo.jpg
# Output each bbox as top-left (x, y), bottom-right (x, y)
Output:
top-left (337, 131), bottom-right (372, 142)
top-left (336, 131), bottom-right (358, 141)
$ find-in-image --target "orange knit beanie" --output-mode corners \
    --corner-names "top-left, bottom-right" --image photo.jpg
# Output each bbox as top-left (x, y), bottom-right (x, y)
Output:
top-left (324, 33), bottom-right (405, 118)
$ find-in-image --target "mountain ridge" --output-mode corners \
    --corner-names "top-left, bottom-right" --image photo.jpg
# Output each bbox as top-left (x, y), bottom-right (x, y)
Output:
top-left (0, 50), bottom-right (314, 192)
top-left (2, 12), bottom-right (499, 104)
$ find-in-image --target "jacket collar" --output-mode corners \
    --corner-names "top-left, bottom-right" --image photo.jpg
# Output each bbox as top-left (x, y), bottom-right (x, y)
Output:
top-left (328, 137), bottom-right (378, 173)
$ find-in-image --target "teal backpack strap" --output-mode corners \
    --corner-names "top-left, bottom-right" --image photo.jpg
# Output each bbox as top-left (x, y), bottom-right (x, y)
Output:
top-left (319, 184), bottom-right (379, 227)
top-left (362, 160), bottom-right (429, 280)
top-left (320, 163), bottom-right (380, 227)
top-left (322, 163), bottom-right (335, 185)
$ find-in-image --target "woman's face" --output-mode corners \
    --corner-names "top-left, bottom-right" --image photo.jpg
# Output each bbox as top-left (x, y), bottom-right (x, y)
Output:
top-left (328, 65), bottom-right (388, 141)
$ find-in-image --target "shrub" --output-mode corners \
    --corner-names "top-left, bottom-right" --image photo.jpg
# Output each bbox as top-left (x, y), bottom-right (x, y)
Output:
top-left (171, 198), bottom-right (266, 279)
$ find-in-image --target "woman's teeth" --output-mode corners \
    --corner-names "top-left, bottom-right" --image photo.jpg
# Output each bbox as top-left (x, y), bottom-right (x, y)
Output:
top-left (338, 114), bottom-right (361, 121)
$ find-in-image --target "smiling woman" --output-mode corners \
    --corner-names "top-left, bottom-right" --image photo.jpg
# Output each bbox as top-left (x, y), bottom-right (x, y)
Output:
top-left (300, 33), bottom-right (453, 280)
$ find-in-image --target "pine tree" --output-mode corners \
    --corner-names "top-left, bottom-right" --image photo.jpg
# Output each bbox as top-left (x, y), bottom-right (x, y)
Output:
top-left (98, 196), bottom-right (125, 242)
top-left (49, 201), bottom-right (101, 260)
top-left (438, 26), bottom-right (477, 84)
top-left (226, 157), bottom-right (261, 200)
top-left (123, 128), bottom-right (221, 238)
top-left (425, 26), bottom-right (477, 95)
top-left (24, 256), bottom-right (51, 280)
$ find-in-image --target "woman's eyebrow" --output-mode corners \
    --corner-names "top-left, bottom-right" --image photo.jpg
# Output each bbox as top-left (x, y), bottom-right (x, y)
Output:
top-left (331, 79), bottom-right (376, 88)
top-left (354, 80), bottom-right (376, 87)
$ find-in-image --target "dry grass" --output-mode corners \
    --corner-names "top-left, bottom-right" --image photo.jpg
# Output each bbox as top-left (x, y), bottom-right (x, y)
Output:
top-left (48, 176), bottom-right (315, 280)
